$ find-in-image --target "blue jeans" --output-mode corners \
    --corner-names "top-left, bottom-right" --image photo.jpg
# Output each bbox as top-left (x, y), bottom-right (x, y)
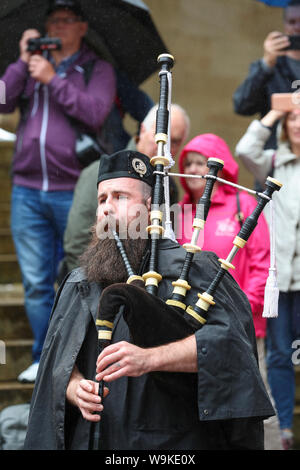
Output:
top-left (266, 291), bottom-right (300, 430)
top-left (11, 185), bottom-right (74, 363)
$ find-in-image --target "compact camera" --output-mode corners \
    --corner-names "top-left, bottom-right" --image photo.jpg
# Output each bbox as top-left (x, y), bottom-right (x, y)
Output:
top-left (27, 37), bottom-right (62, 54)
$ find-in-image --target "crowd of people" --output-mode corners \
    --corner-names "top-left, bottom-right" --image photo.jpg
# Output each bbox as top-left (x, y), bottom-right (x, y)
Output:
top-left (1, 0), bottom-right (300, 452)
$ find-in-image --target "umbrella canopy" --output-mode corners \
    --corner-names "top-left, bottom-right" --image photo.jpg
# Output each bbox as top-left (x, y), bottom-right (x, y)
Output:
top-left (0, 0), bottom-right (169, 85)
top-left (255, 0), bottom-right (290, 6)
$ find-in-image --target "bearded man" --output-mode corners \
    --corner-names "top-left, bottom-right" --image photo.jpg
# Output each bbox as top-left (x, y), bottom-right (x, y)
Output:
top-left (24, 150), bottom-right (274, 451)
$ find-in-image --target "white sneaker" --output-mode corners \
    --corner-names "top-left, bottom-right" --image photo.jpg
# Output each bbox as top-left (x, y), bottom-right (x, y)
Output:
top-left (17, 363), bottom-right (39, 383)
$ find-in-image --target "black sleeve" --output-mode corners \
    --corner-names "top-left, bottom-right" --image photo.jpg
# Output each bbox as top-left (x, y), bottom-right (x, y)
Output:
top-left (233, 59), bottom-right (274, 116)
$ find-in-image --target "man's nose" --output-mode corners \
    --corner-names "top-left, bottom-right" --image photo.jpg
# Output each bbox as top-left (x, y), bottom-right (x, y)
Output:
top-left (97, 199), bottom-right (114, 219)
top-left (103, 200), bottom-right (114, 216)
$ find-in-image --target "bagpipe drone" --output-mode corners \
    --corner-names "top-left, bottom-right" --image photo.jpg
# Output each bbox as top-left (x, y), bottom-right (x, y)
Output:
top-left (92, 54), bottom-right (282, 449)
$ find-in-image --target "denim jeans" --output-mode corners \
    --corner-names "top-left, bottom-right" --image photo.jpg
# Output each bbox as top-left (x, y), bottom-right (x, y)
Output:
top-left (11, 185), bottom-right (74, 363)
top-left (266, 291), bottom-right (300, 430)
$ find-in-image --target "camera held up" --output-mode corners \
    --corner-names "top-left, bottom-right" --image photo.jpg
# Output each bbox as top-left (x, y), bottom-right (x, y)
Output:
top-left (27, 37), bottom-right (62, 54)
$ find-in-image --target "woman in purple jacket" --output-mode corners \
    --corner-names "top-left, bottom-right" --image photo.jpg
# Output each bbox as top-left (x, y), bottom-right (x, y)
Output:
top-left (0, 0), bottom-right (116, 382)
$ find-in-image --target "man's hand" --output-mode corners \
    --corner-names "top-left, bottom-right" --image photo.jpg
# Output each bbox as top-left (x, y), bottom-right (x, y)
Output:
top-left (95, 341), bottom-right (152, 383)
top-left (73, 379), bottom-right (109, 422)
top-left (66, 365), bottom-right (109, 422)
top-left (95, 335), bottom-right (198, 383)
top-left (28, 55), bottom-right (56, 84)
top-left (263, 31), bottom-right (290, 67)
top-left (19, 29), bottom-right (40, 64)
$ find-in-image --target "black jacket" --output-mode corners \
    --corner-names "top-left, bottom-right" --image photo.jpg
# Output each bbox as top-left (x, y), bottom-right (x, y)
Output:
top-left (24, 239), bottom-right (274, 450)
top-left (233, 56), bottom-right (298, 149)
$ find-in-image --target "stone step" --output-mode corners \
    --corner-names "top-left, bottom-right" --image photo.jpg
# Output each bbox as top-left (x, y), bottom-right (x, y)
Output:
top-left (0, 140), bottom-right (15, 205)
top-left (0, 282), bottom-right (23, 300)
top-left (0, 283), bottom-right (32, 340)
top-left (0, 141), bottom-right (15, 165)
top-left (0, 202), bottom-right (11, 227)
top-left (0, 339), bottom-right (33, 382)
top-left (0, 228), bottom-right (14, 254)
top-left (0, 290), bottom-right (32, 341)
top-left (0, 179), bottom-right (12, 204)
top-left (0, 381), bottom-right (34, 412)
top-left (295, 367), bottom-right (300, 406)
top-left (0, 254), bottom-right (21, 283)
top-left (0, 305), bottom-right (31, 341)
top-left (0, 164), bottom-right (12, 180)
top-left (293, 406), bottom-right (300, 450)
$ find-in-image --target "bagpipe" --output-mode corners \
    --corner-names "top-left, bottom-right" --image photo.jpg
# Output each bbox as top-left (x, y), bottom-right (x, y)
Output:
top-left (92, 54), bottom-right (282, 449)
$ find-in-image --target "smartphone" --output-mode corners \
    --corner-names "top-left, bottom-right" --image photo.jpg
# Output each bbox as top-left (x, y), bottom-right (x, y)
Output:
top-left (283, 35), bottom-right (300, 50)
top-left (271, 93), bottom-right (300, 111)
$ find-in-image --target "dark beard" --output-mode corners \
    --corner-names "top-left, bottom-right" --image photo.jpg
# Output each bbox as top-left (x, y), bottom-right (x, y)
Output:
top-left (80, 225), bottom-right (148, 285)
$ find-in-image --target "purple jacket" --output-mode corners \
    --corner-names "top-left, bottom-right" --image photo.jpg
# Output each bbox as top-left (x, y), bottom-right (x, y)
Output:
top-left (0, 44), bottom-right (116, 191)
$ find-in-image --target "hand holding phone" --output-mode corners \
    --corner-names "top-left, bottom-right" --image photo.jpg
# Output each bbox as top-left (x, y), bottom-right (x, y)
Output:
top-left (263, 31), bottom-right (290, 67)
top-left (271, 93), bottom-right (300, 112)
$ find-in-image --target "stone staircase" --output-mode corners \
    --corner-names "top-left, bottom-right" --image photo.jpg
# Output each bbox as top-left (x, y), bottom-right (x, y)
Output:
top-left (0, 140), bottom-right (34, 412)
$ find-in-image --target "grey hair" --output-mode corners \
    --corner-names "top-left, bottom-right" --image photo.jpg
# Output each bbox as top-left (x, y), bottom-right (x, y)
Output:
top-left (142, 103), bottom-right (190, 141)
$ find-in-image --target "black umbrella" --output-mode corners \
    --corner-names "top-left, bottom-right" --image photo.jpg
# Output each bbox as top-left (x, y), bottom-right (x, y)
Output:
top-left (0, 0), bottom-right (169, 85)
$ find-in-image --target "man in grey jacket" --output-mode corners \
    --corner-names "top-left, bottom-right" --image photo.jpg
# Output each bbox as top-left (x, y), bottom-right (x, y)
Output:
top-left (0, 0), bottom-right (116, 382)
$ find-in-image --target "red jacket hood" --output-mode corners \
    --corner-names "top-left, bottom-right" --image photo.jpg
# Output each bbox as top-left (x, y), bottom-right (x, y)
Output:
top-left (178, 134), bottom-right (239, 203)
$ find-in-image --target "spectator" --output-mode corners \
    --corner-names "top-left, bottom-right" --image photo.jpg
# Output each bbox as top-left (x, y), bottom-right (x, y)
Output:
top-left (63, 103), bottom-right (190, 273)
top-left (233, 0), bottom-right (300, 150)
top-left (176, 133), bottom-right (282, 450)
top-left (0, 0), bottom-right (116, 383)
top-left (235, 107), bottom-right (300, 450)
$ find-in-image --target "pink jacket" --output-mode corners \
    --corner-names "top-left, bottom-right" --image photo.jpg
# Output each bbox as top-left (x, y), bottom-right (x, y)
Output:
top-left (177, 134), bottom-right (270, 338)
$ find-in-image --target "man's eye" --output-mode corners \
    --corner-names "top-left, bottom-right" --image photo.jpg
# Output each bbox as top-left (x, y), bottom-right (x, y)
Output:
top-left (118, 195), bottom-right (128, 200)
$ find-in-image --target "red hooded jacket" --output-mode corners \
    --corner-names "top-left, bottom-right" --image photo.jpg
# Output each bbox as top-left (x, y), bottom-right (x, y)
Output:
top-left (177, 134), bottom-right (270, 337)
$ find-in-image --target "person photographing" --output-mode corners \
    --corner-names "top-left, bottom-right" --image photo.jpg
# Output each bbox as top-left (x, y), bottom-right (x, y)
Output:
top-left (0, 0), bottom-right (116, 383)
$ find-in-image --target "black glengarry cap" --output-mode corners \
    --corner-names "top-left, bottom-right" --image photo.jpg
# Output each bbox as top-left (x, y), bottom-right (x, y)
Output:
top-left (97, 150), bottom-right (154, 188)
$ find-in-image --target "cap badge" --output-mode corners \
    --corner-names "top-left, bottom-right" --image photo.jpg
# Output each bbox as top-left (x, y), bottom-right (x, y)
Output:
top-left (132, 158), bottom-right (147, 177)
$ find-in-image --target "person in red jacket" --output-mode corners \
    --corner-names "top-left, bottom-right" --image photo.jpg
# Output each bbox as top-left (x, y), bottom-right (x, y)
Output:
top-left (176, 133), bottom-right (282, 449)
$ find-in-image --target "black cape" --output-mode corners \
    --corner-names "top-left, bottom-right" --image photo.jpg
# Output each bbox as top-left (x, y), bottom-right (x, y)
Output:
top-left (24, 239), bottom-right (274, 450)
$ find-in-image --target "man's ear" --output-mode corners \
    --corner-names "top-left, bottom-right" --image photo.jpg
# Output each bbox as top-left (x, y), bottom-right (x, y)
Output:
top-left (139, 123), bottom-right (147, 139)
top-left (146, 195), bottom-right (152, 212)
top-left (80, 22), bottom-right (88, 37)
